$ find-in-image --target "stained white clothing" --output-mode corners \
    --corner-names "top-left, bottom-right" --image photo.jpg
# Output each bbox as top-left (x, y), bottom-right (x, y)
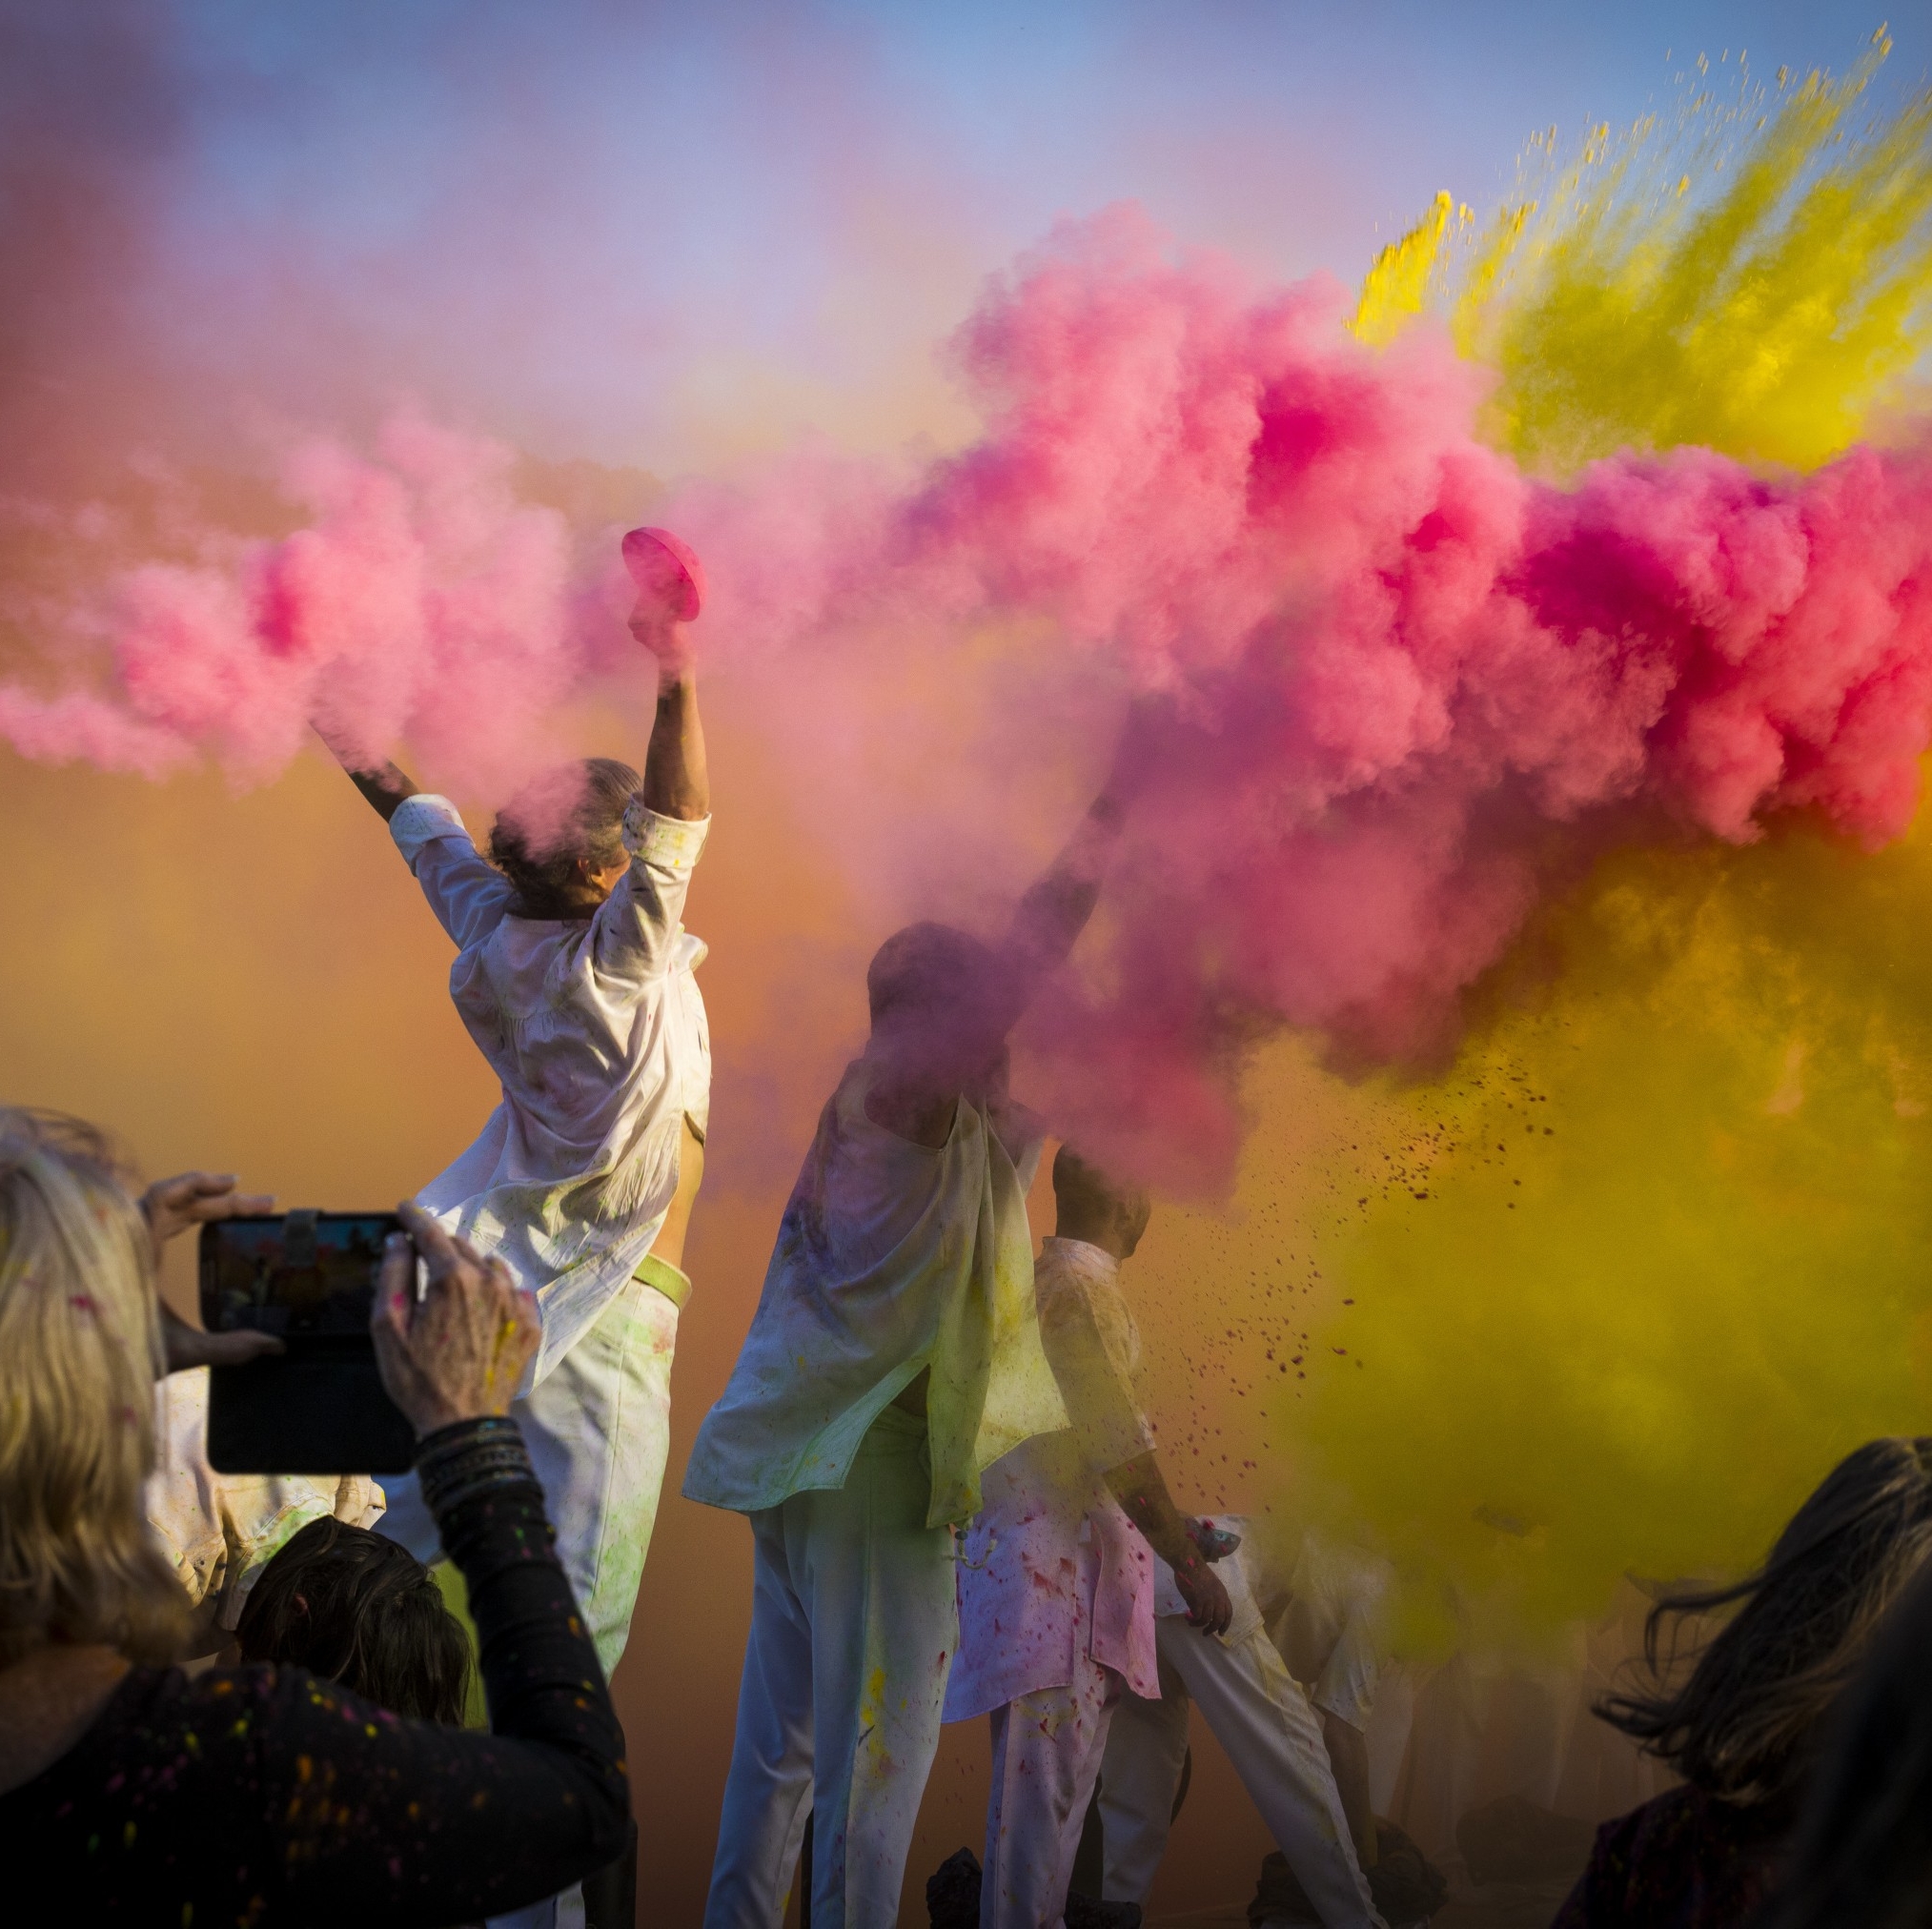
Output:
top-left (376, 1264), bottom-right (681, 1675)
top-left (982, 1665), bottom-right (1118, 1929)
top-left (144, 1370), bottom-right (385, 1639)
top-left (1257, 1531), bottom-right (1391, 1736)
top-left (1099, 1622), bottom-right (1387, 1929)
top-left (702, 1407), bottom-right (958, 1929)
top-left (946, 1239), bottom-right (1159, 1721)
top-left (389, 792), bottom-right (709, 1385)
top-left (683, 1056), bottom-right (1063, 1529)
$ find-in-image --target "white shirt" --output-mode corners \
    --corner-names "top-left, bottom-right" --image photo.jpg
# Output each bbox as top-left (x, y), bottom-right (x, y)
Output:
top-left (1260, 1530), bottom-right (1391, 1732)
top-left (946, 1238), bottom-right (1162, 1720)
top-left (144, 1370), bottom-right (385, 1638)
top-left (681, 1055), bottom-right (1067, 1528)
top-left (389, 792), bottom-right (710, 1383)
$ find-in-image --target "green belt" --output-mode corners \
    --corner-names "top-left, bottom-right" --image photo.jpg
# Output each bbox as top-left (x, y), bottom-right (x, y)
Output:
top-left (634, 1250), bottom-right (692, 1310)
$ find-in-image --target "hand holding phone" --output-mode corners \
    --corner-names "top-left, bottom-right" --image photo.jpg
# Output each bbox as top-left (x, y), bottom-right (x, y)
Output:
top-left (371, 1204), bottom-right (540, 1437)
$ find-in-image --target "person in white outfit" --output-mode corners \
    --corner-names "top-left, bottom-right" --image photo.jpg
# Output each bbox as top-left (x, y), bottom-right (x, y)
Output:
top-left (683, 744), bottom-right (1142, 1929)
top-left (946, 1149), bottom-right (1234, 1929)
top-left (1098, 1532), bottom-right (1387, 1929)
top-left (322, 528), bottom-right (712, 1702)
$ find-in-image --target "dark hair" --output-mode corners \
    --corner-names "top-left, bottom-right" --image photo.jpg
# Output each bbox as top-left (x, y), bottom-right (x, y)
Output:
top-left (1764, 1556), bottom-right (1932, 1929)
top-left (235, 1517), bottom-right (471, 1725)
top-left (488, 757), bottom-right (640, 918)
top-left (1596, 1437), bottom-right (1932, 1808)
top-left (866, 922), bottom-right (1001, 1027)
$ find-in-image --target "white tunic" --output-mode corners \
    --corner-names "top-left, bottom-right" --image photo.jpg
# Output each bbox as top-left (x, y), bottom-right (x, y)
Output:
top-left (681, 1055), bottom-right (1067, 1529)
top-left (946, 1238), bottom-right (1162, 1720)
top-left (389, 792), bottom-right (710, 1384)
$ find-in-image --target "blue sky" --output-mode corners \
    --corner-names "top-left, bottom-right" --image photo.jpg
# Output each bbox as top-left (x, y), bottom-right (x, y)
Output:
top-left (134, 2), bottom-right (1921, 472)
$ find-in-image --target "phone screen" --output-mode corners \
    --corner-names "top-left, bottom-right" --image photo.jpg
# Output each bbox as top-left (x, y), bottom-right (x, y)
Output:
top-left (201, 1211), bottom-right (400, 1336)
top-left (200, 1211), bottom-right (416, 1474)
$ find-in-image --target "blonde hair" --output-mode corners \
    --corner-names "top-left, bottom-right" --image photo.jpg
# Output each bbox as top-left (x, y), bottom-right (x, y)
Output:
top-left (0, 1108), bottom-right (189, 1668)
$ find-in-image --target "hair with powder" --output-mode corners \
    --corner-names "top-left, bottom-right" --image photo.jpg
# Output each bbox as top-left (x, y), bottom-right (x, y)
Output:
top-left (0, 1107), bottom-right (189, 1669)
top-left (1596, 1436), bottom-right (1932, 1808)
top-left (488, 756), bottom-right (641, 918)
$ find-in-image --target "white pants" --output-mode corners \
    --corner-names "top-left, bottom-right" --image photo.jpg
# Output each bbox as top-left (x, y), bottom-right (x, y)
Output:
top-left (378, 1269), bottom-right (680, 1679)
top-left (378, 1272), bottom-right (680, 1929)
top-left (703, 1405), bottom-right (957, 1929)
top-left (982, 1655), bottom-right (1119, 1929)
top-left (1100, 1619), bottom-right (1385, 1929)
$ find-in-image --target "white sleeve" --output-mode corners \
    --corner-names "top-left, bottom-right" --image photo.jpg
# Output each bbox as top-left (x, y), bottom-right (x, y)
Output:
top-left (592, 802), bottom-right (710, 986)
top-left (1037, 1267), bottom-right (1159, 1474)
top-left (389, 794), bottom-right (515, 949)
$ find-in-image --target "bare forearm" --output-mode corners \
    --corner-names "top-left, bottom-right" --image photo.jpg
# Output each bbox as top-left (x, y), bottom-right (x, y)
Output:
top-left (642, 671), bottom-right (709, 822)
top-left (1321, 1710), bottom-right (1377, 1866)
top-left (1106, 1449), bottom-right (1202, 1577)
top-left (1007, 789), bottom-right (1125, 971)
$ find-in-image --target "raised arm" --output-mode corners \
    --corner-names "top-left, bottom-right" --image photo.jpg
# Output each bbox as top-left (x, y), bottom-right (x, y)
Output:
top-left (625, 527), bottom-right (709, 824)
top-left (641, 659), bottom-right (708, 822)
top-left (1004, 695), bottom-right (1161, 986)
top-left (314, 724), bottom-right (420, 822)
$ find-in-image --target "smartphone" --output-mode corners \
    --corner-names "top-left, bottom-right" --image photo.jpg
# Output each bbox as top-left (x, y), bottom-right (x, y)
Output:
top-left (200, 1210), bottom-right (417, 1474)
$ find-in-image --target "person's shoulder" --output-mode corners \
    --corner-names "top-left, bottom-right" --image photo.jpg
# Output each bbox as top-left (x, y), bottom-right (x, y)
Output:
top-left (1582, 1785), bottom-right (1781, 1914)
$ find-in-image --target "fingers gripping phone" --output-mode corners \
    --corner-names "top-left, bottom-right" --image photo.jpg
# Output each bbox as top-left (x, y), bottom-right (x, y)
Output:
top-left (200, 1210), bottom-right (417, 1473)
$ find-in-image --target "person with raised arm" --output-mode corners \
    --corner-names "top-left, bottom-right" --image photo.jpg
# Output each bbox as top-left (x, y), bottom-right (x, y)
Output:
top-left (318, 527), bottom-right (712, 1718)
top-left (684, 717), bottom-right (1151, 1929)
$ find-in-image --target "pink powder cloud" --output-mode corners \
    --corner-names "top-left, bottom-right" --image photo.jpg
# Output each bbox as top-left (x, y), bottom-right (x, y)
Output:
top-left (8, 206), bottom-right (1929, 1183)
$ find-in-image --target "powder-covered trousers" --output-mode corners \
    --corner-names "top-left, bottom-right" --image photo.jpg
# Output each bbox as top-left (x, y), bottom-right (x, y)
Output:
top-left (702, 1404), bottom-right (958, 1929)
top-left (377, 1259), bottom-right (684, 1678)
top-left (981, 1655), bottom-right (1121, 1929)
top-left (1099, 1620), bottom-right (1386, 1929)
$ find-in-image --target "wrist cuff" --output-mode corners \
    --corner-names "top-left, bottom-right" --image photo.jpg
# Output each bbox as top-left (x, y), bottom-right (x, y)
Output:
top-left (417, 1416), bottom-right (537, 1516)
top-left (620, 800), bottom-right (709, 872)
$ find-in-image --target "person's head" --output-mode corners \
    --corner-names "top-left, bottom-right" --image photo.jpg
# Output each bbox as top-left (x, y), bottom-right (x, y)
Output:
top-left (0, 1107), bottom-right (189, 1671)
top-left (235, 1516), bottom-right (471, 1724)
top-left (1598, 1436), bottom-right (1932, 1808)
top-left (1764, 1556), bottom-right (1932, 1929)
top-left (488, 757), bottom-right (640, 919)
top-left (864, 922), bottom-right (1012, 1096)
top-left (1051, 1146), bottom-right (1151, 1260)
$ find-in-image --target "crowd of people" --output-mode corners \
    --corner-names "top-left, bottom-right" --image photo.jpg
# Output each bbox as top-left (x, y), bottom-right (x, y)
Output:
top-left (6, 528), bottom-right (1932, 1929)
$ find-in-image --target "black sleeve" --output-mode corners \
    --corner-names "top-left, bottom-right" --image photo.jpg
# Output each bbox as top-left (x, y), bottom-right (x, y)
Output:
top-left (257, 1433), bottom-right (630, 1919)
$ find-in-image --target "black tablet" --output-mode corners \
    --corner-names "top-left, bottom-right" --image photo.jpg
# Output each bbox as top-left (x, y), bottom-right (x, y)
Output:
top-left (200, 1210), bottom-right (417, 1474)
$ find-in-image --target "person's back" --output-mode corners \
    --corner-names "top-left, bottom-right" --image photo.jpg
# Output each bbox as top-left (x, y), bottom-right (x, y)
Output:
top-left (385, 751), bottom-right (710, 1382)
top-left (1554, 1437), bottom-right (1932, 1929)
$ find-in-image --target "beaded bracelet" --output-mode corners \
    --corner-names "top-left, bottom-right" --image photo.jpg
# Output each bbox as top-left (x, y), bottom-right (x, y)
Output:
top-left (417, 1416), bottom-right (538, 1517)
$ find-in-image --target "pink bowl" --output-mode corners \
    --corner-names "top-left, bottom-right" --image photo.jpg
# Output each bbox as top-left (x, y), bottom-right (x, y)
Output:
top-left (621, 526), bottom-right (705, 621)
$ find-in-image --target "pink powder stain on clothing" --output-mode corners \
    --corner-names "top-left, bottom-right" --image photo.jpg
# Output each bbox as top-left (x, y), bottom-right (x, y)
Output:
top-left (7, 208), bottom-right (1931, 1181)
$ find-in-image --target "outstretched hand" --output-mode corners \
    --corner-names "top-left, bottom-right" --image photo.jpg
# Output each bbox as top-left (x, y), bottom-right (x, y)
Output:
top-left (371, 1203), bottom-right (540, 1436)
top-left (143, 1172), bottom-right (287, 1375)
